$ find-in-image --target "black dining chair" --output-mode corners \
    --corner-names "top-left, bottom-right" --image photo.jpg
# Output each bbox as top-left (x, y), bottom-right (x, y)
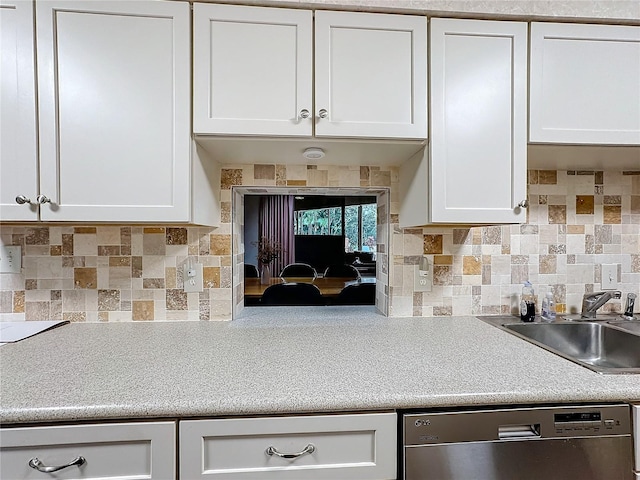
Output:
top-left (261, 283), bottom-right (324, 306)
top-left (280, 263), bottom-right (317, 278)
top-left (244, 264), bottom-right (259, 278)
top-left (336, 282), bottom-right (376, 305)
top-left (323, 264), bottom-right (361, 280)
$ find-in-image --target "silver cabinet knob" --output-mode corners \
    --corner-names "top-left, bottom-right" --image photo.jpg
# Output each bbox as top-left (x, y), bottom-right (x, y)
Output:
top-left (516, 199), bottom-right (529, 209)
top-left (299, 109), bottom-right (310, 119)
top-left (15, 195), bottom-right (33, 205)
top-left (318, 109), bottom-right (328, 119)
top-left (36, 194), bottom-right (51, 204)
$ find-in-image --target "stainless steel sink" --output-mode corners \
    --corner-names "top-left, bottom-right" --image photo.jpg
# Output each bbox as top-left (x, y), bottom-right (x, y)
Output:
top-left (478, 316), bottom-right (640, 374)
top-left (607, 321), bottom-right (640, 336)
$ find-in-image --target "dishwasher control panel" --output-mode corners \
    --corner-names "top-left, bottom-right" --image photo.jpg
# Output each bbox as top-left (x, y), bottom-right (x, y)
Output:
top-left (553, 410), bottom-right (626, 436)
top-left (404, 404), bottom-right (631, 445)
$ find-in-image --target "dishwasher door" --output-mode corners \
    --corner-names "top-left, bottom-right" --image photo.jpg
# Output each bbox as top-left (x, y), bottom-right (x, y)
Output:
top-left (404, 404), bottom-right (633, 480)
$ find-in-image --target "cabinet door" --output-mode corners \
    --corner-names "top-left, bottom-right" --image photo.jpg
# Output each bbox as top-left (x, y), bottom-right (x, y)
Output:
top-left (0, 0), bottom-right (38, 221)
top-left (180, 412), bottom-right (397, 479)
top-left (0, 421), bottom-right (176, 479)
top-left (315, 11), bottom-right (427, 139)
top-left (634, 404), bottom-right (639, 473)
top-left (530, 23), bottom-right (640, 145)
top-left (193, 3), bottom-right (313, 136)
top-left (36, 0), bottom-right (190, 222)
top-left (429, 18), bottom-right (527, 223)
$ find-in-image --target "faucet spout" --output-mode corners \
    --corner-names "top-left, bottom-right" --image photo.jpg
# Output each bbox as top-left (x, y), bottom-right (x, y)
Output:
top-left (581, 290), bottom-right (622, 318)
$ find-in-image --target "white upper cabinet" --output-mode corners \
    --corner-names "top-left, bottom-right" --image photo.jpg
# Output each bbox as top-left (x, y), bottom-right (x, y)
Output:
top-left (193, 4), bottom-right (313, 136)
top-left (314, 11), bottom-right (427, 139)
top-left (530, 22), bottom-right (640, 145)
top-left (0, 0), bottom-right (38, 221)
top-left (401, 18), bottom-right (528, 225)
top-left (36, 0), bottom-right (192, 222)
top-left (193, 4), bottom-right (427, 140)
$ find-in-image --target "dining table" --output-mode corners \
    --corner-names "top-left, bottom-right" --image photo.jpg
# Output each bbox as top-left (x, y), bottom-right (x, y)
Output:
top-left (244, 276), bottom-right (376, 299)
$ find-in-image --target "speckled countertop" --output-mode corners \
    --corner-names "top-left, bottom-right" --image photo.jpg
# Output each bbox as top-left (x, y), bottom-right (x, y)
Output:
top-left (1, 307), bottom-right (639, 424)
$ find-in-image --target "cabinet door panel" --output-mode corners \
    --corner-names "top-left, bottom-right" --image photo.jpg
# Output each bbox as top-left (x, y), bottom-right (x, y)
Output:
top-left (0, 0), bottom-right (38, 221)
top-left (0, 421), bottom-right (176, 480)
top-left (315, 11), bottom-right (427, 139)
top-left (430, 18), bottom-right (527, 223)
top-left (36, 0), bottom-right (190, 222)
top-left (180, 413), bottom-right (397, 479)
top-left (193, 4), bottom-right (313, 136)
top-left (530, 23), bottom-right (640, 145)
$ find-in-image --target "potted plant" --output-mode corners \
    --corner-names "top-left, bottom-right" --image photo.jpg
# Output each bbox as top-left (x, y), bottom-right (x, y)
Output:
top-left (253, 237), bottom-right (283, 284)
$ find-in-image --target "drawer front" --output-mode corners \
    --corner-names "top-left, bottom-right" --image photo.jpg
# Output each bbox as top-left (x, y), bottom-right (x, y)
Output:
top-left (0, 421), bottom-right (175, 479)
top-left (180, 412), bottom-right (397, 479)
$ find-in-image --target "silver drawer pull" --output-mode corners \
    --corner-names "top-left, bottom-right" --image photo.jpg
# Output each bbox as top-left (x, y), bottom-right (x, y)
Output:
top-left (29, 456), bottom-right (86, 473)
top-left (266, 443), bottom-right (315, 459)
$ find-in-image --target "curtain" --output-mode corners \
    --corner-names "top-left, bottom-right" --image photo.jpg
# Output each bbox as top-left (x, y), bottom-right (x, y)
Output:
top-left (258, 195), bottom-right (295, 276)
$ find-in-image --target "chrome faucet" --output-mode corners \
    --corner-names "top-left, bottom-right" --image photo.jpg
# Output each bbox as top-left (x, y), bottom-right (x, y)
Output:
top-left (581, 290), bottom-right (622, 318)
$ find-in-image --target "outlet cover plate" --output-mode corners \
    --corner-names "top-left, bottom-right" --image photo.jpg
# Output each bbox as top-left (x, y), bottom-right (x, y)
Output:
top-left (183, 263), bottom-right (203, 293)
top-left (414, 264), bottom-right (432, 292)
top-left (601, 264), bottom-right (618, 290)
top-left (0, 245), bottom-right (21, 273)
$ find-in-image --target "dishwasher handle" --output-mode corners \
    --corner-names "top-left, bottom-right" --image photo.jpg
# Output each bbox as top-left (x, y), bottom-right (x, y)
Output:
top-left (498, 424), bottom-right (541, 439)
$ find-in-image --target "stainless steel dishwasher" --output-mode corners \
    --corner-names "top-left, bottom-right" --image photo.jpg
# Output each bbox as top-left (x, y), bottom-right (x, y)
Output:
top-left (403, 404), bottom-right (633, 480)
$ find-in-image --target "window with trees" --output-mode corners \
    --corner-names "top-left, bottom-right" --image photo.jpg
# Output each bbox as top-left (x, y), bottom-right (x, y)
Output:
top-left (294, 202), bottom-right (377, 253)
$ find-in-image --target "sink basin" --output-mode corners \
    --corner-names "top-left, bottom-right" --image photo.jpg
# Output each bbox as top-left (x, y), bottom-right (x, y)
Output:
top-left (504, 322), bottom-right (640, 374)
top-left (607, 321), bottom-right (640, 336)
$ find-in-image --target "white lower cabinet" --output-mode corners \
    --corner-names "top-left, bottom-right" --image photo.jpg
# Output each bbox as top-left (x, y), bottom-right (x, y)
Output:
top-left (0, 421), bottom-right (176, 479)
top-left (179, 412), bottom-right (397, 479)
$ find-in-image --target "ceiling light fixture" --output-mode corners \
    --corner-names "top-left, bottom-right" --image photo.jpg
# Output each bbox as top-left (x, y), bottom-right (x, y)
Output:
top-left (302, 147), bottom-right (325, 160)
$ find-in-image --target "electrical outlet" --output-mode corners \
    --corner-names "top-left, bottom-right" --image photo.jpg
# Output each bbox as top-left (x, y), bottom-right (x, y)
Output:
top-left (0, 245), bottom-right (21, 273)
top-left (414, 261), bottom-right (432, 292)
top-left (601, 264), bottom-right (618, 290)
top-left (183, 263), bottom-right (203, 293)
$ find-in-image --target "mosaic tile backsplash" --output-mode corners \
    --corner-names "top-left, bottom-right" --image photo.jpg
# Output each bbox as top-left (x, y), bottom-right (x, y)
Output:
top-left (1, 167), bottom-right (639, 322)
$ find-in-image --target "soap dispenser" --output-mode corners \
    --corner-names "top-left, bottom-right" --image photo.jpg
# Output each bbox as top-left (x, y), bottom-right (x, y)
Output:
top-left (520, 281), bottom-right (536, 322)
top-left (541, 289), bottom-right (556, 322)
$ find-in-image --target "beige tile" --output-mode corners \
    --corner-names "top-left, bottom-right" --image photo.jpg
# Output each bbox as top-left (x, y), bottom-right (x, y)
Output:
top-left (603, 206), bottom-right (621, 224)
top-left (203, 266), bottom-right (221, 288)
top-left (74, 227), bottom-right (96, 234)
top-left (13, 291), bottom-right (25, 313)
top-left (74, 268), bottom-right (97, 289)
top-left (254, 164), bottom-right (275, 180)
top-left (210, 234), bottom-right (231, 255)
top-left (25, 227), bottom-right (49, 245)
top-left (98, 289), bottom-right (120, 311)
top-left (166, 289), bottom-right (188, 310)
top-left (423, 235), bottom-right (443, 254)
top-left (109, 256), bottom-right (131, 267)
top-left (63, 312), bottom-right (86, 322)
top-left (221, 169), bottom-right (243, 189)
top-left (143, 234), bottom-right (166, 255)
top-left (433, 265), bottom-right (452, 285)
top-left (463, 256), bottom-right (481, 275)
top-left (166, 228), bottom-right (188, 245)
top-left (538, 170), bottom-right (557, 184)
top-left (548, 205), bottom-right (566, 224)
top-left (539, 255), bottom-right (557, 274)
top-left (576, 195), bottom-right (594, 215)
top-left (132, 300), bottom-right (155, 320)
